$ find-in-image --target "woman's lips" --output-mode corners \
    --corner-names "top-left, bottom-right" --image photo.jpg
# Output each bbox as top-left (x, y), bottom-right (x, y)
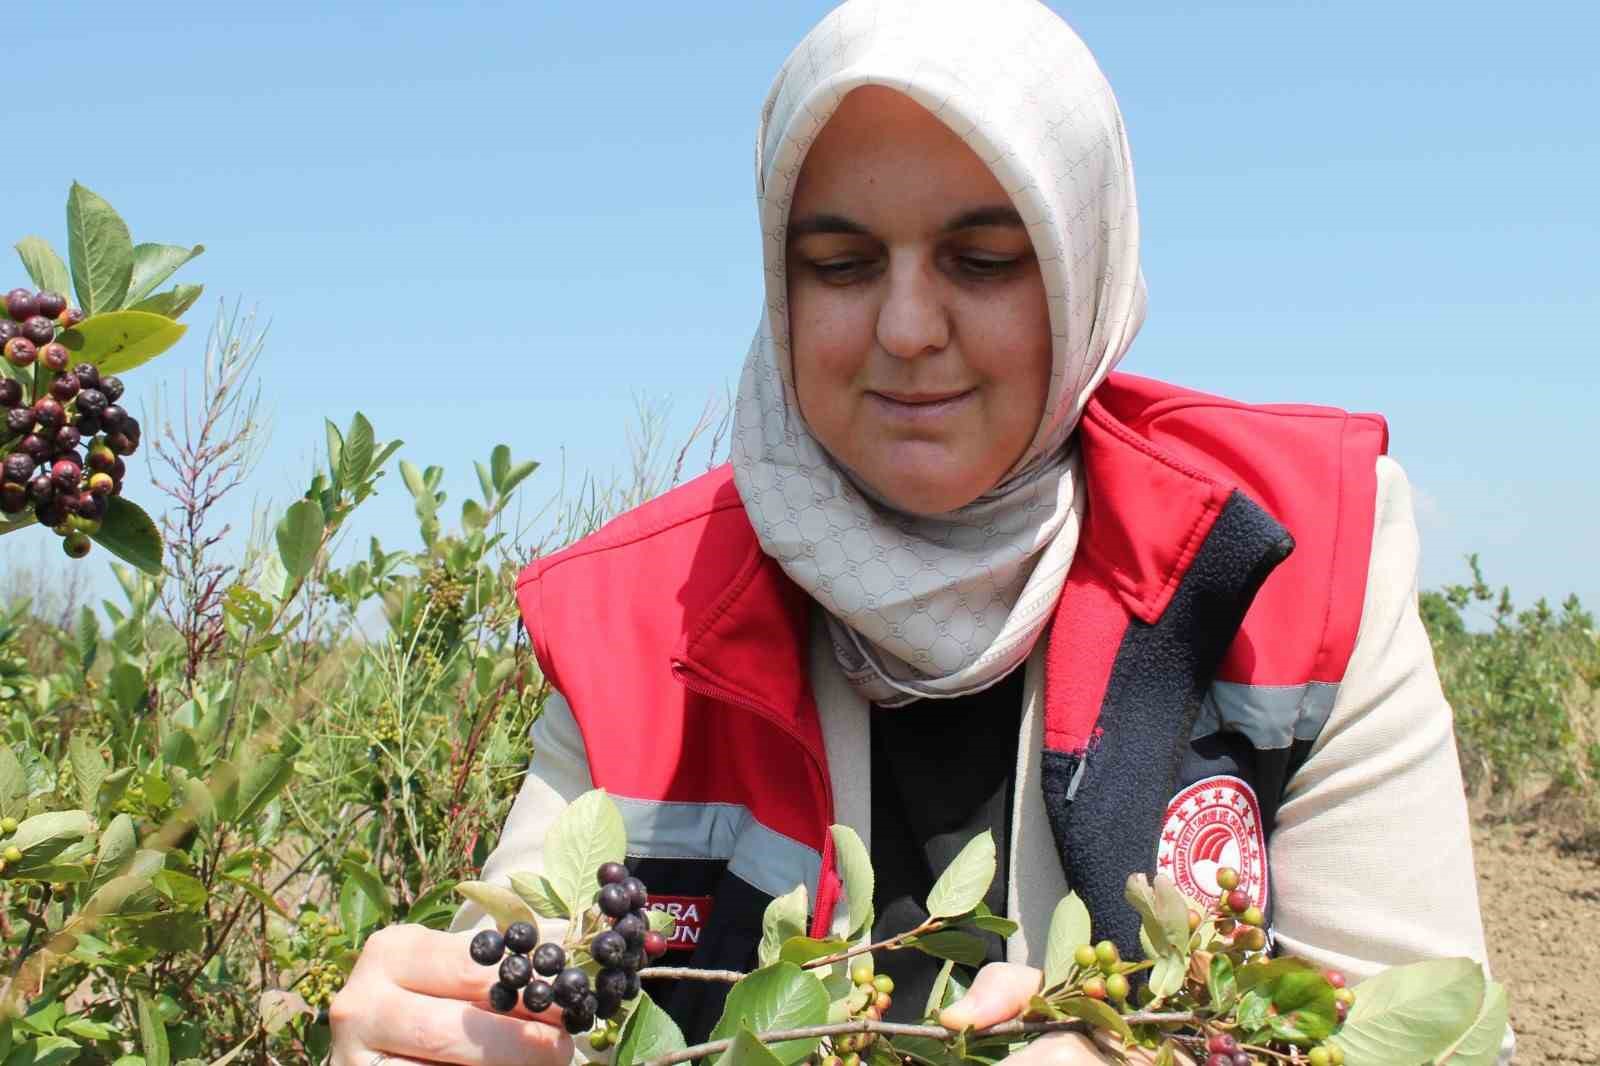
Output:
top-left (866, 387), bottom-right (976, 421)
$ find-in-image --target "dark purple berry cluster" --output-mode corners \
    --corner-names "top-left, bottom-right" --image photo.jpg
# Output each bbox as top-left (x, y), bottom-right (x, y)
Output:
top-left (467, 862), bottom-right (669, 1034)
top-left (1, 288), bottom-right (138, 557)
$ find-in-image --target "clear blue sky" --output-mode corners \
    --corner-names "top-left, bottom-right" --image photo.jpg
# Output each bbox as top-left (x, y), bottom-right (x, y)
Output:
top-left (8, 1), bottom-right (1598, 612)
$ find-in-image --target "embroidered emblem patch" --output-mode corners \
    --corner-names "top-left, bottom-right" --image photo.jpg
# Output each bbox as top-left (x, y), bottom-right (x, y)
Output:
top-left (1155, 775), bottom-right (1268, 910)
top-left (645, 895), bottom-right (713, 952)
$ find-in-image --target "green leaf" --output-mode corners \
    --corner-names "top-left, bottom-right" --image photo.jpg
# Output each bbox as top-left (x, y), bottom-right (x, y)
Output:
top-left (925, 830), bottom-right (995, 919)
top-left (1208, 953), bottom-right (1238, 1012)
top-left (508, 872), bottom-right (568, 919)
top-left (404, 881), bottom-right (460, 928)
top-left (646, 908), bottom-right (677, 939)
top-left (129, 283), bottom-right (204, 321)
top-left (76, 606), bottom-right (99, 673)
top-left (324, 420), bottom-right (343, 483)
top-left (1059, 994), bottom-right (1133, 1044)
top-left (461, 499), bottom-right (487, 535)
top-left (1433, 980), bottom-right (1508, 1066)
top-left (723, 1027), bottom-right (785, 1066)
top-left (829, 824), bottom-right (874, 939)
top-left (1332, 958), bottom-right (1486, 1066)
top-left (499, 459), bottom-right (538, 498)
top-left (340, 861), bottom-right (392, 922)
top-left (1043, 892), bottom-right (1092, 989)
top-left (340, 873), bottom-right (383, 937)
top-left (777, 936), bottom-right (848, 967)
top-left (224, 754), bottom-right (294, 825)
top-left (400, 460), bottom-right (428, 499)
top-left (7, 1036), bottom-right (84, 1066)
top-left (1148, 952), bottom-right (1187, 1000)
top-left (126, 243), bottom-right (204, 306)
top-left (962, 905), bottom-right (1018, 938)
top-left (67, 182), bottom-right (134, 315)
top-left (910, 928), bottom-right (988, 966)
top-left (16, 237), bottom-right (72, 297)
top-left (614, 993), bottom-right (688, 1066)
top-left (709, 963), bottom-right (830, 1065)
top-left (341, 412), bottom-right (375, 488)
top-left (0, 745), bottom-right (28, 820)
top-left (454, 881), bottom-right (535, 928)
top-left (221, 872), bottom-right (290, 919)
top-left (258, 991), bottom-right (313, 1035)
top-left (1263, 971), bottom-right (1337, 1044)
top-left (8, 810), bottom-right (93, 857)
top-left (152, 870), bottom-right (208, 908)
top-left (275, 498), bottom-right (325, 582)
top-left (108, 662), bottom-right (146, 715)
top-left (88, 813), bottom-right (138, 896)
top-left (90, 497), bottom-right (163, 576)
top-left (57, 309), bottom-right (186, 375)
top-left (1235, 988), bottom-right (1271, 1033)
top-left (1234, 956), bottom-right (1319, 994)
top-left (924, 958), bottom-right (958, 1018)
top-left (1124, 874), bottom-right (1191, 959)
top-left (490, 444), bottom-right (511, 490)
top-left (542, 789), bottom-right (626, 920)
top-left (137, 991), bottom-right (170, 1066)
top-left (759, 883), bottom-right (809, 968)
top-left (67, 734), bottom-right (108, 812)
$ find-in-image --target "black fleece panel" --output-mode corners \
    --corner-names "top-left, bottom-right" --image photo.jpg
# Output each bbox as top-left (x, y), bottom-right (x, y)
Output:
top-left (634, 859), bottom-right (769, 1045)
top-left (1040, 490), bottom-right (1294, 960)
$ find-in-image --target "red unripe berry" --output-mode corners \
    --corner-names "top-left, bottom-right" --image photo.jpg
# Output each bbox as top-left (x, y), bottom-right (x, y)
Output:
top-left (1207, 1034), bottom-right (1239, 1054)
top-left (1215, 867), bottom-right (1240, 891)
top-left (40, 342), bottom-right (70, 372)
top-left (88, 472), bottom-right (114, 496)
top-left (1324, 969), bottom-right (1346, 989)
top-left (873, 991), bottom-right (891, 1012)
top-left (642, 930), bottom-right (668, 959)
top-left (4, 337), bottom-right (37, 368)
top-left (1081, 976), bottom-right (1106, 1000)
top-left (1226, 889), bottom-right (1251, 914)
top-left (35, 291), bottom-right (66, 319)
top-left (60, 307), bottom-right (85, 327)
top-left (5, 289), bottom-right (38, 321)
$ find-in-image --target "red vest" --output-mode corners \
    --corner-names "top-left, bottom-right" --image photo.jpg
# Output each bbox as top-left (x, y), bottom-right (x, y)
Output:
top-left (515, 373), bottom-right (1386, 981)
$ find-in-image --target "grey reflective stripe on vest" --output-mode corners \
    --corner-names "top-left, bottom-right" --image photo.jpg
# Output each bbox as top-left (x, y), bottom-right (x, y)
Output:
top-left (613, 796), bottom-right (821, 901)
top-left (1193, 681), bottom-right (1339, 750)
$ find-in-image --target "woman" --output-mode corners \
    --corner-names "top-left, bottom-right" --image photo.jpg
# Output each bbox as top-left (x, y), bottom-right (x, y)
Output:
top-left (330, 1), bottom-right (1499, 1063)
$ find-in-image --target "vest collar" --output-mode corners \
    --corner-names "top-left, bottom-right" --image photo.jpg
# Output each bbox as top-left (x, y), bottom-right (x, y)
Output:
top-left (673, 376), bottom-right (1237, 717)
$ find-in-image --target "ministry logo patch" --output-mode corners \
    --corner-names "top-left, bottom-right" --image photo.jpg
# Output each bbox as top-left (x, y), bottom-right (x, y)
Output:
top-left (1155, 775), bottom-right (1267, 910)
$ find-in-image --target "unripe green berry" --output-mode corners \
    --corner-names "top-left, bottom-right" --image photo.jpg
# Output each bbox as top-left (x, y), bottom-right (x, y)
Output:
top-left (1105, 973), bottom-right (1130, 1001)
top-left (590, 1030), bottom-right (611, 1051)
top-left (1094, 940), bottom-right (1119, 968)
top-left (1081, 976), bottom-right (1107, 1000)
top-left (1334, 987), bottom-right (1355, 1007)
top-left (1240, 906), bottom-right (1264, 928)
top-left (0, 817), bottom-right (16, 833)
top-left (1308, 1048), bottom-right (1331, 1066)
top-left (1328, 1045), bottom-right (1345, 1065)
top-left (841, 1054), bottom-right (860, 1066)
top-left (3, 846), bottom-right (21, 863)
top-left (1215, 867), bottom-right (1240, 891)
top-left (1073, 944), bottom-right (1098, 969)
top-left (872, 974), bottom-right (894, 994)
top-left (850, 960), bottom-right (874, 987)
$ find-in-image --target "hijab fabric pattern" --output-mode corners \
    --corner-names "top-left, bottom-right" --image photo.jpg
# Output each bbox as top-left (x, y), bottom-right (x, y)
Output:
top-left (731, 0), bottom-right (1147, 706)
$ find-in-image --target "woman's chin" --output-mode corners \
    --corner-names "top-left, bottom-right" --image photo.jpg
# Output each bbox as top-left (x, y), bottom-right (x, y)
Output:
top-left (854, 462), bottom-right (987, 516)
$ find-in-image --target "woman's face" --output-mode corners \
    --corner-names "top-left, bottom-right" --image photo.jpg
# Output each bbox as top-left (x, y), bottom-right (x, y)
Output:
top-left (786, 86), bottom-right (1052, 516)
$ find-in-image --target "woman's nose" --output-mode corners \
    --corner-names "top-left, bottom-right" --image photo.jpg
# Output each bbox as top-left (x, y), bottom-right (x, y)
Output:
top-left (875, 255), bottom-right (950, 360)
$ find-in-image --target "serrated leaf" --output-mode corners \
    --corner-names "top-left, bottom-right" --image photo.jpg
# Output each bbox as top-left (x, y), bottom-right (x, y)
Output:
top-left (1234, 956), bottom-right (1318, 994)
top-left (77, 605), bottom-right (99, 673)
top-left (341, 412), bottom-right (374, 488)
top-left (925, 831), bottom-right (995, 919)
top-left (777, 936), bottom-right (847, 967)
top-left (137, 991), bottom-right (170, 1066)
top-left (829, 824), bottom-right (874, 939)
top-left (58, 309), bottom-right (187, 375)
top-left (720, 1028), bottom-right (784, 1066)
top-left (90, 497), bottom-right (164, 576)
top-left (543, 789), bottom-right (626, 920)
top-left (454, 881), bottom-right (536, 929)
top-left (759, 884), bottom-right (809, 968)
top-left (911, 928), bottom-right (988, 966)
top-left (0, 745), bottom-right (28, 820)
top-left (153, 869), bottom-right (208, 908)
top-left (126, 243), bottom-right (203, 306)
top-left (962, 907), bottom-right (1018, 937)
top-left (8, 810), bottom-right (93, 855)
top-left (68, 733), bottom-right (108, 812)
top-left (1332, 958), bottom-right (1486, 1066)
top-left (16, 236), bottom-right (72, 297)
top-left (275, 498), bottom-right (324, 582)
top-left (709, 963), bottom-right (829, 1066)
top-left (614, 992), bottom-right (687, 1066)
top-left (89, 813), bottom-right (138, 896)
top-left (128, 283), bottom-right (204, 320)
top-left (67, 182), bottom-right (134, 314)
top-left (1059, 994), bottom-right (1133, 1044)
top-left (1208, 953), bottom-right (1238, 1012)
top-left (1433, 980), bottom-right (1507, 1066)
top-left (509, 871), bottom-right (569, 919)
top-left (645, 908), bottom-right (677, 939)
top-left (223, 753), bottom-right (293, 825)
top-left (1043, 892), bottom-right (1092, 988)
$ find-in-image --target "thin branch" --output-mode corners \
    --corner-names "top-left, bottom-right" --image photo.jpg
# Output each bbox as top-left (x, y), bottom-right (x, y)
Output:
top-left (637, 966), bottom-right (747, 984)
top-left (638, 1013), bottom-right (1198, 1066)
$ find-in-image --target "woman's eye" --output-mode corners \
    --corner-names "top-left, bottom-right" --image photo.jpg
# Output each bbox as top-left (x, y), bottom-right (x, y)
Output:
top-left (955, 255), bottom-right (1020, 278)
top-left (810, 259), bottom-right (873, 282)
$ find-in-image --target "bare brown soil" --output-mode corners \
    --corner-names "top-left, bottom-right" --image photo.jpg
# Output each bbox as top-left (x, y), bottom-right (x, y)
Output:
top-left (1474, 821), bottom-right (1600, 1064)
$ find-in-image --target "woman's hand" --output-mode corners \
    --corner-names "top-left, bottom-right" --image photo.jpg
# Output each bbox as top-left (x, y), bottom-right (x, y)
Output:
top-left (329, 924), bottom-right (575, 1066)
top-left (939, 963), bottom-right (1187, 1066)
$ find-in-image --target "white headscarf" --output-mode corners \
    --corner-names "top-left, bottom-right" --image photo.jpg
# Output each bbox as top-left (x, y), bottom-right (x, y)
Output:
top-left (731, 0), bottom-right (1147, 706)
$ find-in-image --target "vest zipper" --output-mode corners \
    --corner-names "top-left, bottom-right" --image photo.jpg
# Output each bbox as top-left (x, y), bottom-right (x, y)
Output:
top-left (670, 660), bottom-right (841, 939)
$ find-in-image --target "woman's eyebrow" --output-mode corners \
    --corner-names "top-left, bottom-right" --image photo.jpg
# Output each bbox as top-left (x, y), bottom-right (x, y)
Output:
top-left (941, 205), bottom-right (1025, 232)
top-left (788, 213), bottom-right (868, 239)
